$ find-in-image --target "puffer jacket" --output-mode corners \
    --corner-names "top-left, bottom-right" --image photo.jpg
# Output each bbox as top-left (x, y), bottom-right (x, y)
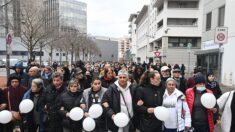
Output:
top-left (163, 88), bottom-right (191, 131)
top-left (186, 88), bottom-right (214, 132)
top-left (58, 90), bottom-right (83, 129)
top-left (22, 89), bottom-right (45, 132)
top-left (102, 82), bottom-right (138, 132)
top-left (135, 83), bottom-right (165, 132)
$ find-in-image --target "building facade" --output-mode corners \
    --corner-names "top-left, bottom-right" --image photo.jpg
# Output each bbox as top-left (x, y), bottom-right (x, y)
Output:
top-left (44, 0), bottom-right (87, 33)
top-left (129, 0), bottom-right (203, 73)
top-left (128, 13), bottom-right (138, 63)
top-left (0, 0), bottom-right (87, 65)
top-left (195, 0), bottom-right (235, 86)
top-left (134, 5), bottom-right (149, 64)
top-left (92, 36), bottom-right (118, 62)
top-left (118, 37), bottom-right (131, 62)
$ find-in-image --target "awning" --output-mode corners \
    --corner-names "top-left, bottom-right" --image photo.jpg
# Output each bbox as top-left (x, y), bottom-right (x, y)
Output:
top-left (194, 48), bottom-right (220, 55)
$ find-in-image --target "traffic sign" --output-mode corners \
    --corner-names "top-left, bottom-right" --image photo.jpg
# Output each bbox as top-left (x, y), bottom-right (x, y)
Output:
top-left (214, 27), bottom-right (228, 44)
top-left (154, 51), bottom-right (161, 57)
top-left (6, 33), bottom-right (12, 45)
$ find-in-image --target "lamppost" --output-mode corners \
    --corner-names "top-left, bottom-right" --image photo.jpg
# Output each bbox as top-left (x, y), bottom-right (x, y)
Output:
top-left (187, 43), bottom-right (192, 75)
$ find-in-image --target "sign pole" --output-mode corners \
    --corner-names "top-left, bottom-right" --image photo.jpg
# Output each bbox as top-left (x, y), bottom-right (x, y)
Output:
top-left (214, 27), bottom-right (228, 84)
top-left (217, 43), bottom-right (222, 83)
top-left (5, 0), bottom-right (10, 78)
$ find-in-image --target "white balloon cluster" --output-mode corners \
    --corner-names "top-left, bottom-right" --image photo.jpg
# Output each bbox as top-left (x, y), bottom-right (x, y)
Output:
top-left (69, 104), bottom-right (103, 131)
top-left (0, 99), bottom-right (34, 124)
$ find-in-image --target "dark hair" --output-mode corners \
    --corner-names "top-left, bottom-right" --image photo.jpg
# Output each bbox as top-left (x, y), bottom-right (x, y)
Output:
top-left (139, 70), bottom-right (160, 86)
top-left (206, 72), bottom-right (214, 81)
top-left (91, 77), bottom-right (101, 83)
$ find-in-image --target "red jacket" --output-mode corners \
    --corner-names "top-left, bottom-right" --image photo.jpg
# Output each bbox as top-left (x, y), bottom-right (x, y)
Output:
top-left (186, 88), bottom-right (214, 132)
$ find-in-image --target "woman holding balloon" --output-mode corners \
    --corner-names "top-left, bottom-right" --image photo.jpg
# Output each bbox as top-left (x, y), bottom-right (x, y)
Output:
top-left (82, 77), bottom-right (107, 132)
top-left (186, 75), bottom-right (216, 132)
top-left (58, 79), bottom-right (85, 132)
top-left (162, 78), bottom-right (191, 132)
top-left (1, 75), bottom-right (27, 132)
top-left (136, 70), bottom-right (165, 132)
top-left (22, 78), bottom-right (46, 132)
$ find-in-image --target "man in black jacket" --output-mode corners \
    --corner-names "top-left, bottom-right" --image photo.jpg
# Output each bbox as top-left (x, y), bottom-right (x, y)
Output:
top-left (42, 72), bottom-right (66, 132)
top-left (102, 70), bottom-right (137, 132)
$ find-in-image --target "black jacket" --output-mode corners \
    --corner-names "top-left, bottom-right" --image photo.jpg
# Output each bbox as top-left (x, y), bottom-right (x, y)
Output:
top-left (42, 83), bottom-right (66, 124)
top-left (136, 83), bottom-right (165, 132)
top-left (100, 76), bottom-right (116, 89)
top-left (174, 77), bottom-right (187, 94)
top-left (58, 90), bottom-right (83, 129)
top-left (206, 81), bottom-right (222, 99)
top-left (102, 83), bottom-right (138, 132)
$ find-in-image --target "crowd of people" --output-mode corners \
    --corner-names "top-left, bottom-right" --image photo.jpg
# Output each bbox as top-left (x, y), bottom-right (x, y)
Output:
top-left (0, 60), bottom-right (234, 132)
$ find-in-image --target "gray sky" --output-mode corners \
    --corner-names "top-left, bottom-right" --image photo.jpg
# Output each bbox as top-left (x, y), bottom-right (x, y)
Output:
top-left (78, 0), bottom-right (150, 38)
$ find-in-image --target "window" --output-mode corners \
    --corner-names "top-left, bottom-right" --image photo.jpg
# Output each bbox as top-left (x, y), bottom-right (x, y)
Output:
top-left (167, 18), bottom-right (197, 26)
top-left (157, 20), bottom-right (163, 29)
top-left (206, 12), bottom-right (212, 31)
top-left (168, 1), bottom-right (198, 8)
top-left (168, 37), bottom-right (198, 48)
top-left (56, 53), bottom-right (59, 56)
top-left (218, 5), bottom-right (225, 26)
top-left (157, 4), bottom-right (163, 15)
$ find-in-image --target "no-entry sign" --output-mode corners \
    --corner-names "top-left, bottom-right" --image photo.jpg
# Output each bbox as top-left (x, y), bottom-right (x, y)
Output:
top-left (214, 27), bottom-right (228, 44)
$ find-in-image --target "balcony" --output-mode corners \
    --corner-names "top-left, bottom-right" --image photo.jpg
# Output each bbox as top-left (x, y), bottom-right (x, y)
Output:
top-left (152, 0), bottom-right (163, 8)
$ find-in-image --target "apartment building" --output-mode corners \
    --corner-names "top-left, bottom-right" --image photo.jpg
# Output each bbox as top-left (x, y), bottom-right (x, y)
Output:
top-left (148, 0), bottom-right (203, 72)
top-left (195, 0), bottom-right (235, 86)
top-left (128, 13), bottom-right (138, 62)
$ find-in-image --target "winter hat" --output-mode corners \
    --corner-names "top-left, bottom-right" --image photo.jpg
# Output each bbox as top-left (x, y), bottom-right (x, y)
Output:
top-left (161, 66), bottom-right (170, 72)
top-left (15, 62), bottom-right (23, 69)
top-left (75, 67), bottom-right (83, 74)
top-left (194, 75), bottom-right (206, 84)
top-left (165, 78), bottom-right (177, 86)
top-left (172, 65), bottom-right (181, 72)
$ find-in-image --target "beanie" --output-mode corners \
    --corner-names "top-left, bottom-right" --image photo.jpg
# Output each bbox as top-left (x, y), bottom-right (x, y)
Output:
top-left (194, 75), bottom-right (206, 84)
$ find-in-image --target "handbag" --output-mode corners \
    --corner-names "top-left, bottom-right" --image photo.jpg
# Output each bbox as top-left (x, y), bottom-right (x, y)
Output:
top-left (119, 90), bottom-right (136, 132)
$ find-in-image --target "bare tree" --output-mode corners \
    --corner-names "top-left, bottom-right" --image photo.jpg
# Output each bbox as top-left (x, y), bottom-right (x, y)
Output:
top-left (20, 0), bottom-right (59, 61)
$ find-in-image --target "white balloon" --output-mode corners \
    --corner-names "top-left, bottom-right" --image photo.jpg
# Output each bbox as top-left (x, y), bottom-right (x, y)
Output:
top-left (0, 110), bottom-right (12, 124)
top-left (201, 93), bottom-right (216, 109)
top-left (88, 104), bottom-right (103, 119)
top-left (83, 117), bottom-right (96, 131)
top-left (114, 112), bottom-right (129, 128)
top-left (69, 107), bottom-right (84, 121)
top-left (19, 99), bottom-right (34, 113)
top-left (154, 106), bottom-right (170, 121)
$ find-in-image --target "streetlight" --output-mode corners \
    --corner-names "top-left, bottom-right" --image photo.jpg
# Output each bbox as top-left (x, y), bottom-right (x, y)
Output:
top-left (187, 43), bottom-right (192, 75)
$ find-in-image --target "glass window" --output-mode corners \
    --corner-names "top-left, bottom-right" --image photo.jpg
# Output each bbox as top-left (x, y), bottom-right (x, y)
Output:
top-left (218, 5), bottom-right (225, 26)
top-left (206, 12), bottom-right (212, 31)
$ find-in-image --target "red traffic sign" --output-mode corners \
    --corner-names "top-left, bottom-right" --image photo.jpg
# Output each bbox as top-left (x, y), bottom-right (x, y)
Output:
top-left (154, 51), bottom-right (161, 57)
top-left (214, 27), bottom-right (228, 44)
top-left (6, 33), bottom-right (12, 45)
